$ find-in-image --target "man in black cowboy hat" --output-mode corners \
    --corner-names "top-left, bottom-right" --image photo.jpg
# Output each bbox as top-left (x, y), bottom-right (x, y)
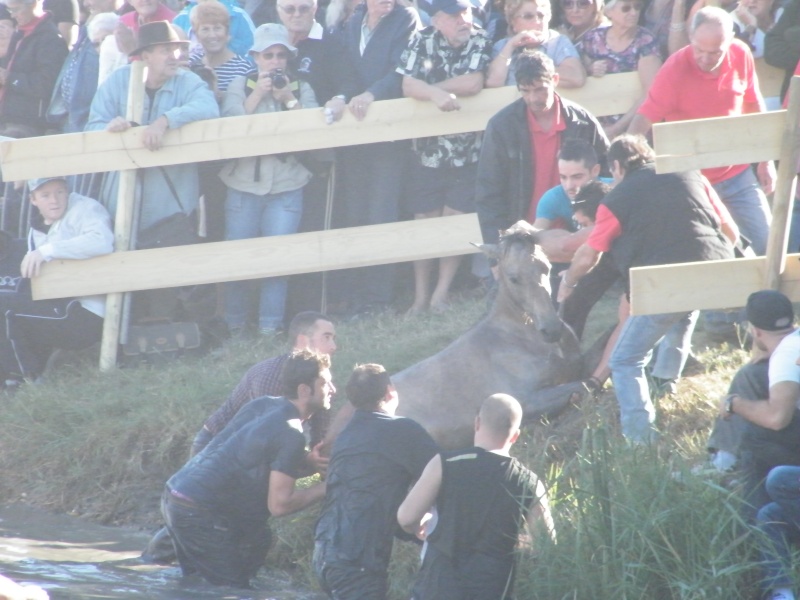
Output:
top-left (85, 20), bottom-right (218, 318)
top-left (85, 20), bottom-right (219, 239)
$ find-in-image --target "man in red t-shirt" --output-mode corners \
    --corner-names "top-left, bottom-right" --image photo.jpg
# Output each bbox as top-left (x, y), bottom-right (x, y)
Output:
top-left (629, 6), bottom-right (774, 256)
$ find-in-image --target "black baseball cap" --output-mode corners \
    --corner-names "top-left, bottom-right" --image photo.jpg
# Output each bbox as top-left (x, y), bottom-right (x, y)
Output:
top-left (746, 290), bottom-right (795, 331)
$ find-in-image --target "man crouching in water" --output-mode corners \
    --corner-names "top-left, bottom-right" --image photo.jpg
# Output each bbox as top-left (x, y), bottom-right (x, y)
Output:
top-left (161, 349), bottom-right (332, 588)
top-left (398, 393), bottom-right (556, 600)
top-left (313, 363), bottom-right (439, 599)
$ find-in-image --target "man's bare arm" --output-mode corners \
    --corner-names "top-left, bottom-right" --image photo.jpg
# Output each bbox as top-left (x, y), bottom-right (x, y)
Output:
top-left (719, 381), bottom-right (800, 430)
top-left (435, 71), bottom-right (485, 97)
top-left (627, 113), bottom-right (653, 136)
top-left (397, 454), bottom-right (443, 536)
top-left (526, 479), bottom-right (556, 545)
top-left (268, 471), bottom-right (326, 517)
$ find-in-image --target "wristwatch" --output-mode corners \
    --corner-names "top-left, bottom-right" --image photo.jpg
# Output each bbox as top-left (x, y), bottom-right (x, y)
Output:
top-left (724, 394), bottom-right (736, 415)
top-left (285, 98), bottom-right (299, 109)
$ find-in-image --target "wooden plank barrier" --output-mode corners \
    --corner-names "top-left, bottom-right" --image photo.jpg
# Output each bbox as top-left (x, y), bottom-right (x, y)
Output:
top-left (632, 75), bottom-right (800, 316)
top-left (653, 111), bottom-right (785, 173)
top-left (0, 74), bottom-right (646, 181)
top-left (1, 60), bottom-right (783, 183)
top-left (629, 254), bottom-right (800, 316)
top-left (31, 213), bottom-right (482, 300)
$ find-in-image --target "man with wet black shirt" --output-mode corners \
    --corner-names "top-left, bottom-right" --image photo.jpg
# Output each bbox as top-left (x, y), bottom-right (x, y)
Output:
top-left (312, 363), bottom-right (438, 600)
top-left (161, 349), bottom-right (332, 588)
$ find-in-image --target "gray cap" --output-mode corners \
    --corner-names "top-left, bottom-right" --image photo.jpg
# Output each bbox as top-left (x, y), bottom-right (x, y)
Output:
top-left (28, 177), bottom-right (67, 193)
top-left (250, 23), bottom-right (296, 54)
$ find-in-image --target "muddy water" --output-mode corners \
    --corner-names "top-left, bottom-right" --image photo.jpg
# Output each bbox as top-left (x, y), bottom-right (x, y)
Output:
top-left (0, 504), bottom-right (325, 600)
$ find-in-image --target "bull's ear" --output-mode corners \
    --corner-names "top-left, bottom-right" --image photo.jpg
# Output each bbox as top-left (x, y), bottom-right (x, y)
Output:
top-left (472, 242), bottom-right (500, 260)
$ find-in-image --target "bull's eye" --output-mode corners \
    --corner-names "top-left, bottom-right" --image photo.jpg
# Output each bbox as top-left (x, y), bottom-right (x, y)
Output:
top-left (509, 276), bottom-right (520, 285)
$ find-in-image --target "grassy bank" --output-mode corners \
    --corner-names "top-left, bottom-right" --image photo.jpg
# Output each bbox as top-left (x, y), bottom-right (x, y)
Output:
top-left (0, 291), bottom-right (768, 598)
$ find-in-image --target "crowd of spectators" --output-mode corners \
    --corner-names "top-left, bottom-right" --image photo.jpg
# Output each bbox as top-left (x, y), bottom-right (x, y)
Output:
top-left (0, 0), bottom-right (797, 334)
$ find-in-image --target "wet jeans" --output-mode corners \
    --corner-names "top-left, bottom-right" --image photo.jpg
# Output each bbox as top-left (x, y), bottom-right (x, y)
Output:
top-left (312, 542), bottom-right (388, 600)
top-left (608, 310), bottom-right (698, 442)
top-left (756, 466), bottom-right (800, 590)
top-left (223, 187), bottom-right (303, 331)
top-left (161, 487), bottom-right (270, 588)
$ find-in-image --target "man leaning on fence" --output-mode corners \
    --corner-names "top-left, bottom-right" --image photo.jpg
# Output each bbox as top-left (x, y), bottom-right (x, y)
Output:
top-left (398, 0), bottom-right (491, 314)
top-left (85, 20), bottom-right (219, 243)
top-left (85, 20), bottom-right (219, 320)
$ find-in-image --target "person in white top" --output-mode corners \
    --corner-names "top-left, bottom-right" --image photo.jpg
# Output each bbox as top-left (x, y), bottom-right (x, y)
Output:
top-left (0, 177), bottom-right (113, 388)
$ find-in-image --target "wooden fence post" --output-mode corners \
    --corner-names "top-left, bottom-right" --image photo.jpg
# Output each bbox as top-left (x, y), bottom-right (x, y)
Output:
top-left (764, 76), bottom-right (800, 290)
top-left (99, 61), bottom-right (145, 371)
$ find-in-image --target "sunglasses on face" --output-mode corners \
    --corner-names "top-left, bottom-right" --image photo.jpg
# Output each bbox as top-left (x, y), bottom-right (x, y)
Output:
top-left (560, 0), bottom-right (592, 9)
top-left (619, 2), bottom-right (644, 11)
top-left (278, 4), bottom-right (313, 14)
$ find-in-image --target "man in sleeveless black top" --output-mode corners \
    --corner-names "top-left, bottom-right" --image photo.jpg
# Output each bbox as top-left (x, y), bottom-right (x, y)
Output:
top-left (398, 393), bottom-right (555, 600)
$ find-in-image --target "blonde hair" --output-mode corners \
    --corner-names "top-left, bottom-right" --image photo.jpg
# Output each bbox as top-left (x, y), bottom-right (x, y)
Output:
top-left (190, 0), bottom-right (230, 31)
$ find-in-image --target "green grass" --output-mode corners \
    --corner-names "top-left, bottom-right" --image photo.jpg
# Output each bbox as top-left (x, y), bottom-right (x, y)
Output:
top-left (0, 290), bottom-right (773, 598)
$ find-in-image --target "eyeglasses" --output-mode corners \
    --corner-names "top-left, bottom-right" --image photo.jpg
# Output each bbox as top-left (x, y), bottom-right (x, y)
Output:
top-left (619, 2), bottom-right (644, 11)
top-left (258, 50), bottom-right (289, 59)
top-left (560, 0), bottom-right (592, 9)
top-left (277, 4), bottom-right (314, 14)
top-left (514, 10), bottom-right (547, 20)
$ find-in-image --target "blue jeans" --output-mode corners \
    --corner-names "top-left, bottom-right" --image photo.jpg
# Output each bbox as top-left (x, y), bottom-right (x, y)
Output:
top-left (756, 466), bottom-right (800, 590)
top-left (224, 187), bottom-right (303, 331)
top-left (712, 166), bottom-right (771, 255)
top-left (608, 310), bottom-right (698, 442)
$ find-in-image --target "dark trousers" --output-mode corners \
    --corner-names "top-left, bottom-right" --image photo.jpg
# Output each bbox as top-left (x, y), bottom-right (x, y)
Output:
top-left (332, 141), bottom-right (411, 310)
top-left (312, 542), bottom-right (388, 600)
top-left (559, 253), bottom-right (619, 340)
top-left (161, 488), bottom-right (271, 588)
top-left (0, 294), bottom-right (102, 380)
top-left (411, 544), bottom-right (516, 600)
top-left (708, 360), bottom-right (800, 519)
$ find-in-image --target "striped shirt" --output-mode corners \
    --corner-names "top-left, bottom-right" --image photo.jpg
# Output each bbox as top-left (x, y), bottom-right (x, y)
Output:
top-left (189, 50), bottom-right (255, 92)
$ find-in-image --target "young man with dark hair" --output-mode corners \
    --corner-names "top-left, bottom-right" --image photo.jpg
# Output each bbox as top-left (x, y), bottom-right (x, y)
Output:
top-left (313, 363), bottom-right (438, 599)
top-left (397, 393), bottom-right (555, 600)
top-left (162, 349), bottom-right (332, 588)
top-left (476, 50), bottom-right (608, 247)
top-left (144, 311), bottom-right (337, 565)
top-left (191, 310), bottom-right (336, 454)
top-left (531, 140), bottom-right (616, 310)
top-left (559, 134), bottom-right (738, 442)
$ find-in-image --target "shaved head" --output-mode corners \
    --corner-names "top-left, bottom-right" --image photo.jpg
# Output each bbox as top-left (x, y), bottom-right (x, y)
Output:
top-left (478, 394), bottom-right (523, 438)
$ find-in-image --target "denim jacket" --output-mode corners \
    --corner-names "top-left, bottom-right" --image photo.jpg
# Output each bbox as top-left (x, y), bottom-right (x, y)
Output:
top-left (86, 66), bottom-right (220, 231)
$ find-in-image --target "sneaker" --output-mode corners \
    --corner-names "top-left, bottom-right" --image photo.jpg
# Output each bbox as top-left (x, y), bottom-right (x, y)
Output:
top-left (767, 588), bottom-right (796, 600)
top-left (711, 450), bottom-right (737, 473)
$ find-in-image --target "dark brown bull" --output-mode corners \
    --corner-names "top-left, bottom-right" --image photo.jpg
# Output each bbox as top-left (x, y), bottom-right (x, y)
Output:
top-left (392, 221), bottom-right (588, 449)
